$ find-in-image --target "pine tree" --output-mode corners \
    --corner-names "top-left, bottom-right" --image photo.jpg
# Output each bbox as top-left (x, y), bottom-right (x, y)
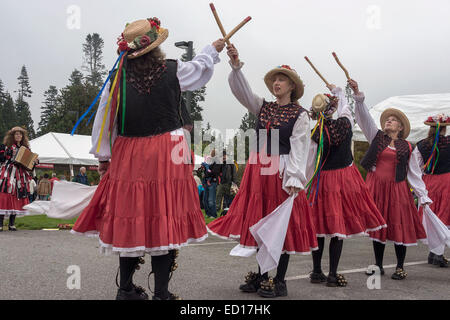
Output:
top-left (1, 93), bottom-right (18, 138)
top-left (37, 85), bottom-right (60, 135)
top-left (239, 112), bottom-right (258, 131)
top-left (82, 33), bottom-right (106, 87)
top-left (15, 66), bottom-right (35, 138)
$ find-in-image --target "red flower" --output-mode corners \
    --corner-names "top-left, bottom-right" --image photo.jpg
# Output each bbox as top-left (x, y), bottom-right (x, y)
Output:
top-left (140, 35), bottom-right (151, 47)
top-left (118, 40), bottom-right (130, 52)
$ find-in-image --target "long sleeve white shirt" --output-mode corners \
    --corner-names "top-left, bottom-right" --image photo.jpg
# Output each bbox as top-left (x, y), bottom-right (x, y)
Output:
top-left (228, 60), bottom-right (311, 191)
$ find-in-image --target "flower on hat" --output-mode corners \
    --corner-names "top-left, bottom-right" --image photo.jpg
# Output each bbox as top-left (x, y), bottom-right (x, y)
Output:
top-left (139, 35), bottom-right (152, 47)
top-left (118, 39), bottom-right (130, 52)
top-left (426, 114), bottom-right (450, 124)
top-left (148, 17), bottom-right (161, 30)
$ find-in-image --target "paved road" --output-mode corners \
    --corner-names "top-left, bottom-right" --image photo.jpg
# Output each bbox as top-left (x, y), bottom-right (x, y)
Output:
top-left (0, 230), bottom-right (448, 300)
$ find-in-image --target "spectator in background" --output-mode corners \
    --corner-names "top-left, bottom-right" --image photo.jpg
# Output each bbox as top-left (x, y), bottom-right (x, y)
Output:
top-left (49, 173), bottom-right (60, 191)
top-left (28, 176), bottom-right (37, 203)
top-left (216, 151), bottom-right (238, 213)
top-left (73, 167), bottom-right (89, 185)
top-left (37, 174), bottom-right (52, 200)
top-left (201, 150), bottom-right (221, 218)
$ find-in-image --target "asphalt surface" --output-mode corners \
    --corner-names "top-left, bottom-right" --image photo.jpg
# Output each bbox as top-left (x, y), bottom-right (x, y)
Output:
top-left (0, 229), bottom-right (449, 300)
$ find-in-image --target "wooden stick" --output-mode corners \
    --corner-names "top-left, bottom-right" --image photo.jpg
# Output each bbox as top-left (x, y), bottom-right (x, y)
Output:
top-left (224, 16), bottom-right (252, 42)
top-left (304, 56), bottom-right (330, 86)
top-left (209, 3), bottom-right (231, 46)
top-left (332, 52), bottom-right (351, 80)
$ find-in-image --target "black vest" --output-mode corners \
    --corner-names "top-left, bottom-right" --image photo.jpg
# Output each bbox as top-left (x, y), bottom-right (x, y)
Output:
top-left (361, 130), bottom-right (412, 182)
top-left (313, 117), bottom-right (354, 171)
top-left (115, 59), bottom-right (187, 137)
top-left (417, 136), bottom-right (450, 175)
top-left (255, 101), bottom-right (305, 155)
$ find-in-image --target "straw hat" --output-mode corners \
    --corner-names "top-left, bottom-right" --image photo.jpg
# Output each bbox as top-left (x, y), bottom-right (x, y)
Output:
top-left (424, 114), bottom-right (450, 127)
top-left (117, 17), bottom-right (168, 60)
top-left (264, 65), bottom-right (304, 101)
top-left (380, 108), bottom-right (411, 139)
top-left (7, 126), bottom-right (28, 135)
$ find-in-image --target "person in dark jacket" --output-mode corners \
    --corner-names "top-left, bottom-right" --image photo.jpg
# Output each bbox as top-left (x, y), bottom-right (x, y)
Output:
top-left (73, 167), bottom-right (89, 185)
top-left (216, 151), bottom-right (237, 211)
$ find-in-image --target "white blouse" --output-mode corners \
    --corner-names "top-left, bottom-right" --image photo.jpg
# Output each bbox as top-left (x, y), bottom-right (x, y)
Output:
top-left (91, 45), bottom-right (221, 162)
top-left (228, 60), bottom-right (311, 191)
top-left (354, 92), bottom-right (432, 206)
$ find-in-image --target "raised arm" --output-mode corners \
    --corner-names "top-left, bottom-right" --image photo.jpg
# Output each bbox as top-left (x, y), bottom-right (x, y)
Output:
top-left (329, 85), bottom-right (353, 126)
top-left (177, 40), bottom-right (225, 92)
top-left (348, 79), bottom-right (378, 142)
top-left (227, 44), bottom-right (263, 115)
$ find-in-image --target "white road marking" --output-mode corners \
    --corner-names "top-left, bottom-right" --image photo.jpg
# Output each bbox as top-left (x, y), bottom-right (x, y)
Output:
top-left (286, 260), bottom-right (429, 281)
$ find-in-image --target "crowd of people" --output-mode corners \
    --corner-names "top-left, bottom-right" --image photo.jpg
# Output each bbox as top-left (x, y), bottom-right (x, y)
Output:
top-left (195, 150), bottom-right (238, 218)
top-left (0, 16), bottom-right (448, 301)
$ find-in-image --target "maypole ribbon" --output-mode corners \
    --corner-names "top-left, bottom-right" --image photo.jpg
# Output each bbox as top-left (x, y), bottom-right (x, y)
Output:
top-left (423, 122), bottom-right (441, 174)
top-left (70, 51), bottom-right (125, 135)
top-left (96, 52), bottom-right (127, 153)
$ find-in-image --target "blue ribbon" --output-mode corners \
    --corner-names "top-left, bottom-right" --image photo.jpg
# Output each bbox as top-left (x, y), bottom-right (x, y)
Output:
top-left (70, 51), bottom-right (124, 135)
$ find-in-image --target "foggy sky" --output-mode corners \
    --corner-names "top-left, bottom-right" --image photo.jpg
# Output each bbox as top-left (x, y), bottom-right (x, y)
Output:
top-left (1, 0), bottom-right (449, 136)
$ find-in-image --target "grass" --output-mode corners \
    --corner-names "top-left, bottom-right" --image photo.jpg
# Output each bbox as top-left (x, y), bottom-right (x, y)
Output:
top-left (6, 209), bottom-right (219, 230)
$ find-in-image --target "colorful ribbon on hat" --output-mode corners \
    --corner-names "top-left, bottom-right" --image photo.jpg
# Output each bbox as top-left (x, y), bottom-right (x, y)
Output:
top-left (423, 122), bottom-right (441, 174)
top-left (306, 112), bottom-right (330, 205)
top-left (70, 51), bottom-right (125, 136)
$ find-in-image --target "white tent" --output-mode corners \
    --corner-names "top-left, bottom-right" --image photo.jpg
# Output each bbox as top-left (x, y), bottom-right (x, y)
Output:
top-left (353, 93), bottom-right (450, 143)
top-left (30, 132), bottom-right (98, 166)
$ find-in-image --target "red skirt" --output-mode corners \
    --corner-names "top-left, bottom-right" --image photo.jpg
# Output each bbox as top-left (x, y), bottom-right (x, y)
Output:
top-left (207, 153), bottom-right (318, 254)
top-left (308, 164), bottom-right (387, 238)
top-left (421, 172), bottom-right (450, 227)
top-left (72, 133), bottom-right (207, 254)
top-left (365, 172), bottom-right (427, 246)
top-left (0, 192), bottom-right (29, 216)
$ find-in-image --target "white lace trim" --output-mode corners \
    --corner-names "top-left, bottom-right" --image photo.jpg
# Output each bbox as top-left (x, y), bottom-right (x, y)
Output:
top-left (71, 229), bottom-right (208, 256)
top-left (316, 224), bottom-right (388, 239)
top-left (370, 237), bottom-right (427, 247)
top-left (0, 209), bottom-right (28, 217)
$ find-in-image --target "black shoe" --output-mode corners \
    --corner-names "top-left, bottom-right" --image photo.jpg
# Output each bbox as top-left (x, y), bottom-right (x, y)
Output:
top-left (257, 278), bottom-right (287, 298)
top-left (433, 255), bottom-right (449, 268)
top-left (8, 225), bottom-right (17, 231)
top-left (309, 271), bottom-right (327, 284)
top-left (428, 252), bottom-right (436, 264)
top-left (152, 292), bottom-right (181, 300)
top-left (116, 285), bottom-right (149, 300)
top-left (326, 274), bottom-right (348, 287)
top-left (391, 268), bottom-right (407, 280)
top-left (239, 271), bottom-right (264, 293)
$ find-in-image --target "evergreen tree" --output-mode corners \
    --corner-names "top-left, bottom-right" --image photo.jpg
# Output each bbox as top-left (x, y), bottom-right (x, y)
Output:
top-left (15, 66), bottom-right (35, 138)
top-left (1, 94), bottom-right (17, 137)
top-left (239, 112), bottom-right (258, 131)
top-left (37, 85), bottom-right (60, 135)
top-left (82, 33), bottom-right (106, 87)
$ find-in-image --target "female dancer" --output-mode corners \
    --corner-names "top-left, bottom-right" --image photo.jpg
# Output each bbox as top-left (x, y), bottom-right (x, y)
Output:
top-left (207, 44), bottom-right (318, 298)
top-left (349, 79), bottom-right (430, 280)
top-left (307, 85), bottom-right (386, 287)
top-left (0, 126), bottom-right (34, 231)
top-left (415, 114), bottom-right (450, 267)
top-left (71, 17), bottom-right (225, 300)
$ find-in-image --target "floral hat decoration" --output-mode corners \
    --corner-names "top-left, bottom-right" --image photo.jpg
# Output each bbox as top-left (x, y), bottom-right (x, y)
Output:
top-left (424, 114), bottom-right (450, 127)
top-left (117, 17), bottom-right (168, 59)
top-left (264, 65), bottom-right (305, 101)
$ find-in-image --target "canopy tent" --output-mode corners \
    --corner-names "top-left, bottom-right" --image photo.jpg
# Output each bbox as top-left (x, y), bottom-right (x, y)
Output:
top-left (30, 132), bottom-right (98, 166)
top-left (352, 93), bottom-right (450, 143)
top-left (30, 132), bottom-right (206, 171)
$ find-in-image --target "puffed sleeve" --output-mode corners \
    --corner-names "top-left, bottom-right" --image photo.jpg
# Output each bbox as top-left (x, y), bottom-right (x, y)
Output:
top-left (354, 92), bottom-right (379, 143)
top-left (177, 45), bottom-right (220, 92)
top-left (408, 147), bottom-right (432, 206)
top-left (89, 82), bottom-right (117, 162)
top-left (283, 111), bottom-right (311, 191)
top-left (332, 87), bottom-right (353, 126)
top-left (228, 61), bottom-right (264, 115)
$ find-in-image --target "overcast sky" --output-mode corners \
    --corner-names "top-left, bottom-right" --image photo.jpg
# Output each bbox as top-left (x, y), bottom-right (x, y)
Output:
top-left (1, 0), bottom-right (449, 138)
